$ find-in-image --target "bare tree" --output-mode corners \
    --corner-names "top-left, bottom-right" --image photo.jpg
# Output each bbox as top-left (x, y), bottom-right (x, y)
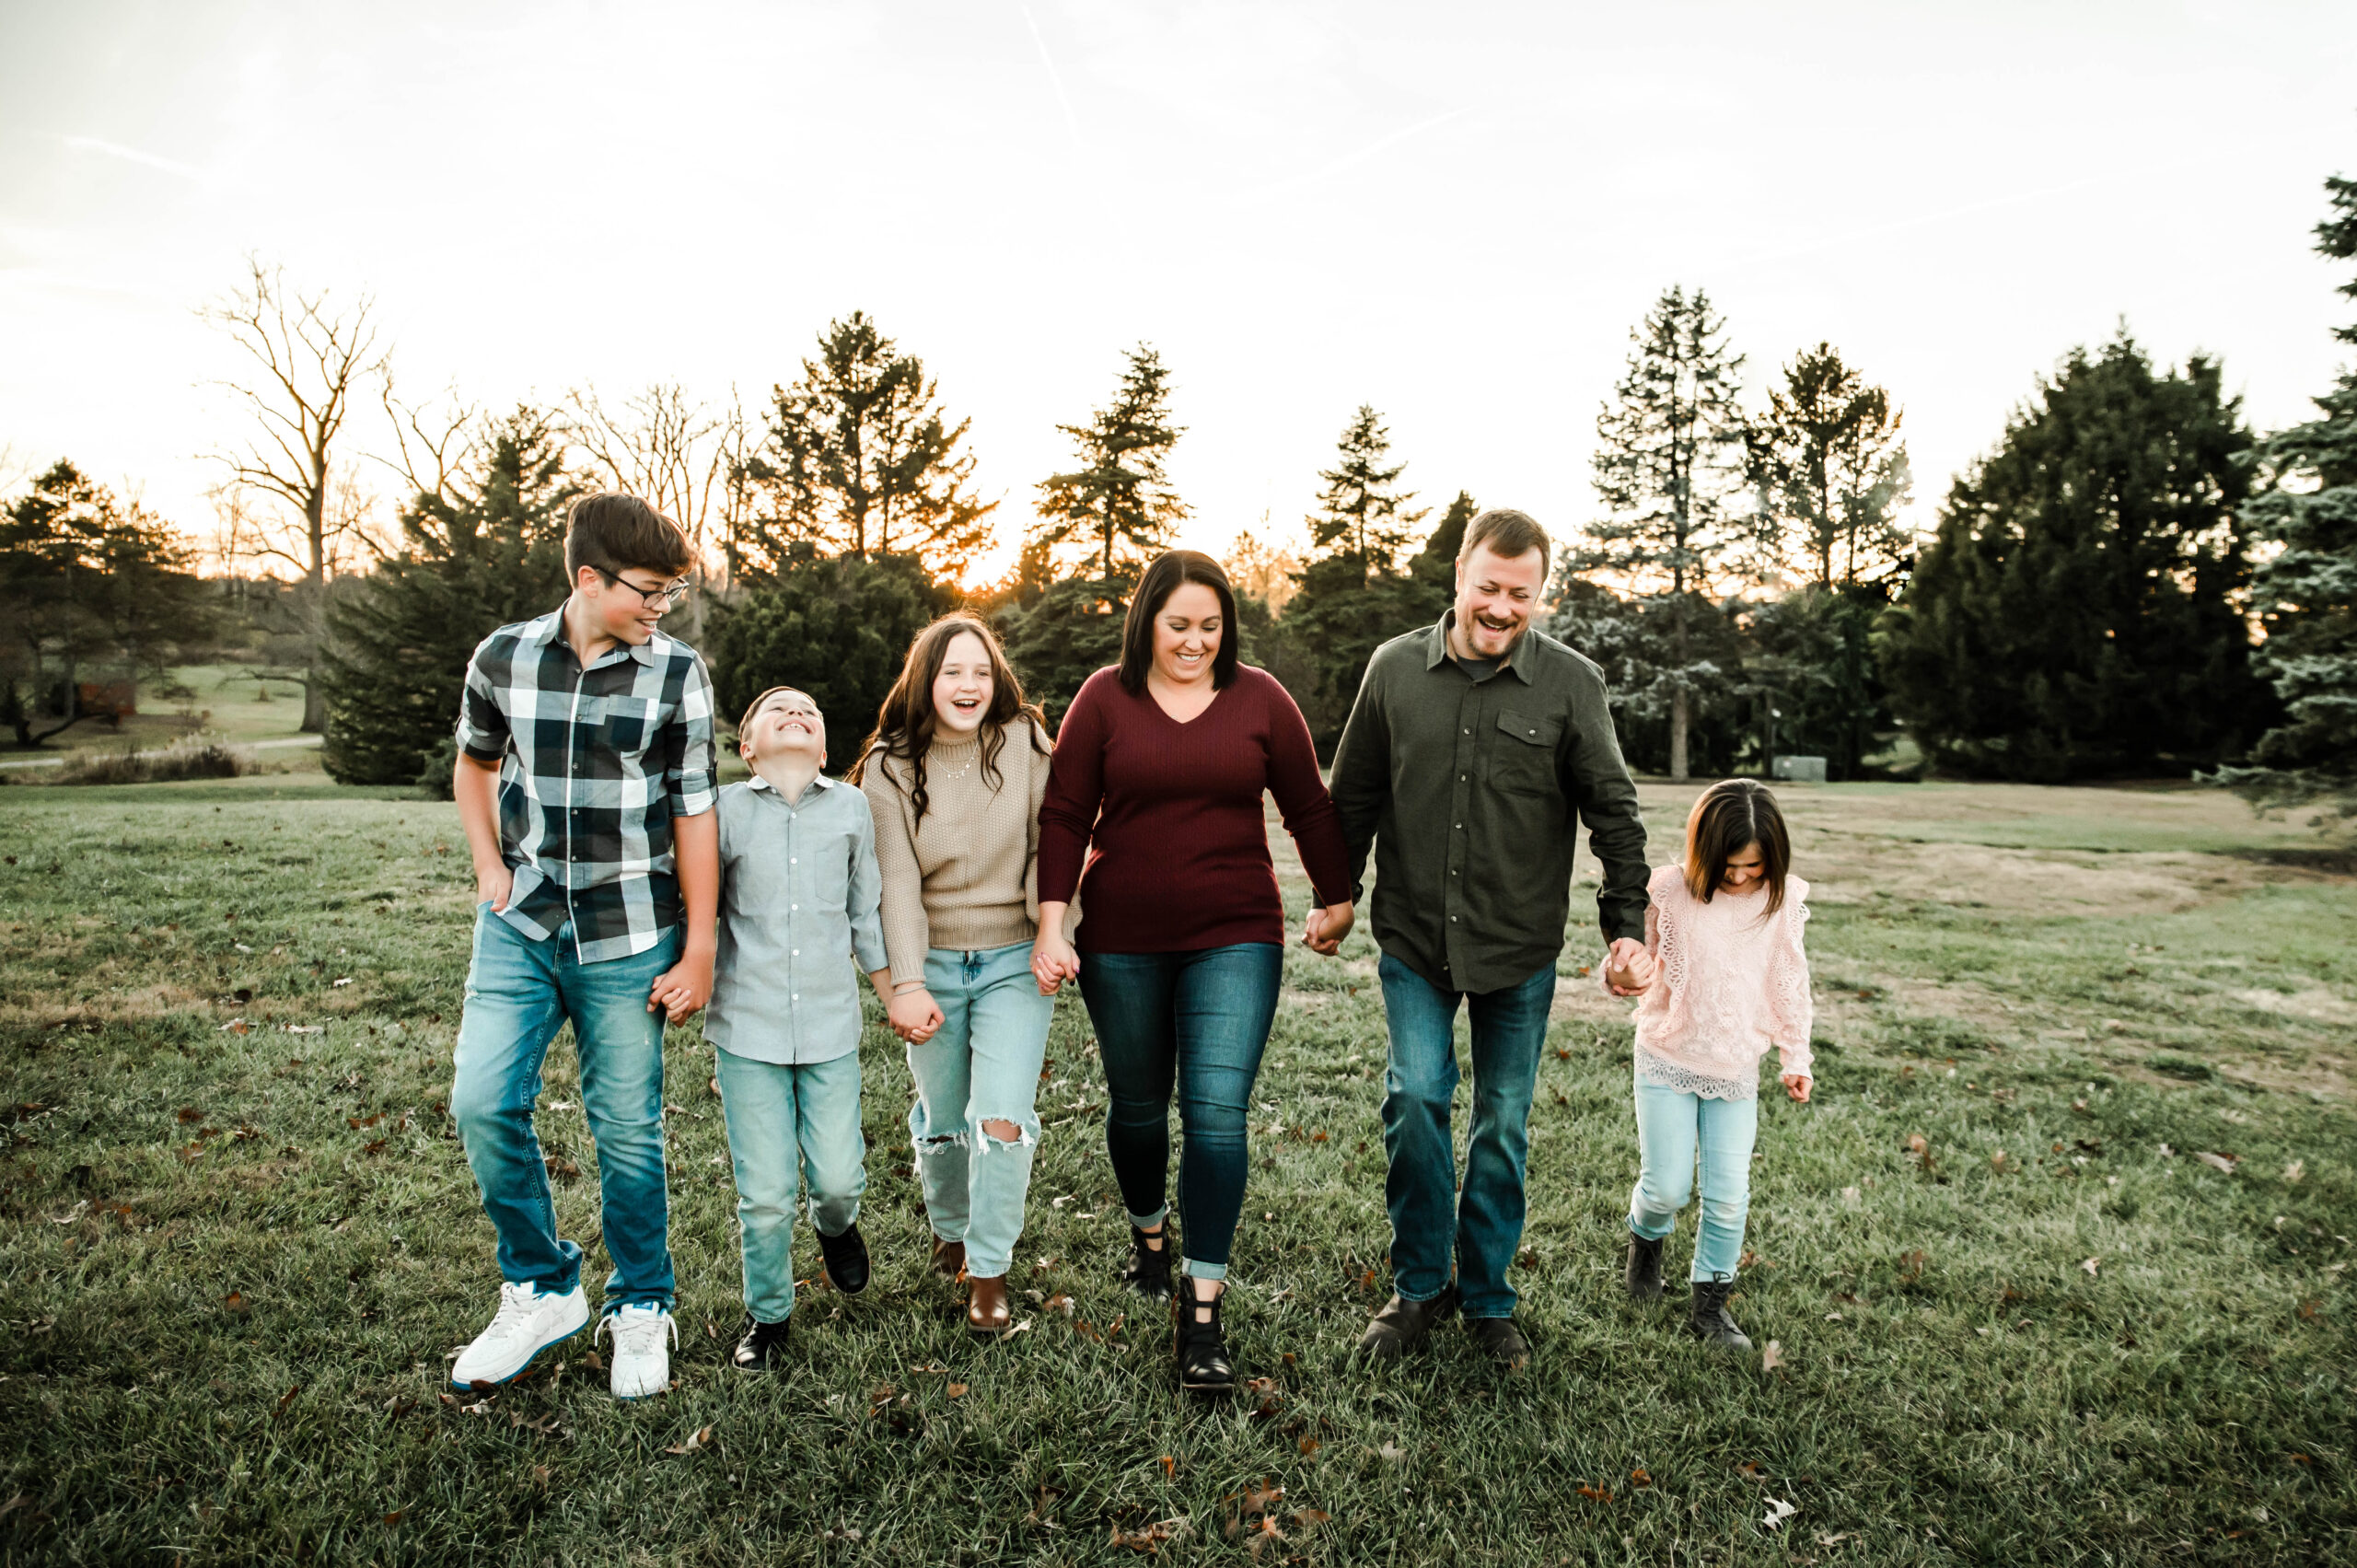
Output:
top-left (201, 257), bottom-right (388, 731)
top-left (565, 382), bottom-right (751, 633)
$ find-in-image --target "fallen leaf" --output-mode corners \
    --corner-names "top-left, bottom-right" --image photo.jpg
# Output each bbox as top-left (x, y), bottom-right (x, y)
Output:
top-left (1736, 1460), bottom-right (1765, 1482)
top-left (1298, 1435), bottom-right (1321, 1457)
top-left (276, 1384), bottom-right (301, 1411)
top-left (946, 1383), bottom-right (968, 1398)
top-left (381, 1508), bottom-right (405, 1526)
top-left (1159, 1454), bottom-right (1176, 1481)
top-left (664, 1424), bottom-right (714, 1456)
top-left (1631, 1468), bottom-right (1653, 1487)
top-left (2297, 1298), bottom-right (2321, 1321)
top-left (1292, 1507), bottom-right (1329, 1528)
top-left (1763, 1496), bottom-right (1797, 1530)
top-left (2082, 1257), bottom-right (2100, 1277)
top-left (1575, 1483), bottom-right (1614, 1502)
top-left (1759, 1341), bottom-right (1785, 1372)
top-left (1899, 1249), bottom-right (1927, 1282)
top-left (2283, 1159), bottom-right (2305, 1183)
top-left (223, 1290), bottom-right (250, 1314)
top-left (178, 1106), bottom-right (203, 1123)
top-left (1376, 1441), bottom-right (1406, 1464)
top-left (2196, 1150), bottom-right (2240, 1174)
top-left (1109, 1517), bottom-right (1189, 1551)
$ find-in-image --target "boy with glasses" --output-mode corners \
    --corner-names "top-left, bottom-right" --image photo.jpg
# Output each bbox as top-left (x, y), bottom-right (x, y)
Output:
top-left (444, 494), bottom-right (718, 1400)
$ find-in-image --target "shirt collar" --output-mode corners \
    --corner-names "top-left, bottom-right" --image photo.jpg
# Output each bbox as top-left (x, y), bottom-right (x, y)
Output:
top-left (1426, 610), bottom-right (1537, 683)
top-left (747, 772), bottom-right (835, 800)
top-left (536, 599), bottom-right (666, 668)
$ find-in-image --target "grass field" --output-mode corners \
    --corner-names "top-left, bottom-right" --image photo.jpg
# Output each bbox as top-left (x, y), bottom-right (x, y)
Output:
top-left (1, 775), bottom-right (2352, 1564)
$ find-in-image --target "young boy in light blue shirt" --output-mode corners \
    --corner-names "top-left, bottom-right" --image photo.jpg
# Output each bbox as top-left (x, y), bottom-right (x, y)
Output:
top-left (707, 684), bottom-right (891, 1371)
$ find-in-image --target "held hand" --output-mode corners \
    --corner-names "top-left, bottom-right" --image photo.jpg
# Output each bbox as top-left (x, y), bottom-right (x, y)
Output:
top-left (1030, 931), bottom-right (1081, 996)
top-left (1302, 900), bottom-right (1354, 956)
top-left (888, 989), bottom-right (945, 1044)
top-left (1603, 936), bottom-right (1654, 996)
top-left (475, 865), bottom-right (515, 913)
top-left (1782, 1073), bottom-right (1813, 1103)
top-left (646, 948), bottom-right (714, 1024)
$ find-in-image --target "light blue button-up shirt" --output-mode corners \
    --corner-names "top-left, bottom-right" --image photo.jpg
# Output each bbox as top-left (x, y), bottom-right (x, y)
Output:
top-left (706, 772), bottom-right (888, 1064)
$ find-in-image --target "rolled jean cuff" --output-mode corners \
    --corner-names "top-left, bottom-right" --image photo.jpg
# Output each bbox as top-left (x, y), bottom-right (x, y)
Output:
top-left (1127, 1203), bottom-right (1169, 1231)
top-left (1178, 1256), bottom-right (1227, 1283)
top-left (1627, 1212), bottom-right (1673, 1242)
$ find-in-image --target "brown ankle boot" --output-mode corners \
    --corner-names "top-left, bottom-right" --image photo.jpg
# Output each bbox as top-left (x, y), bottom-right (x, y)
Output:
top-left (966, 1274), bottom-right (1011, 1336)
top-left (931, 1236), bottom-right (967, 1280)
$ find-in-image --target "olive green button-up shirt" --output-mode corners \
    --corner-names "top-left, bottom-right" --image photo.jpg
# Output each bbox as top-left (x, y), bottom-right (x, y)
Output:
top-left (1329, 612), bottom-right (1652, 994)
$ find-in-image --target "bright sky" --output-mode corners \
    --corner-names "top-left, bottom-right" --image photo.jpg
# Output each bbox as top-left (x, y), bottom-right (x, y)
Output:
top-left (4, 0), bottom-right (2354, 584)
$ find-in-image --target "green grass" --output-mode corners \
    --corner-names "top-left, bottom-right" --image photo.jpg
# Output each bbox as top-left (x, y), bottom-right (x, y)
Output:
top-left (0, 782), bottom-right (2351, 1564)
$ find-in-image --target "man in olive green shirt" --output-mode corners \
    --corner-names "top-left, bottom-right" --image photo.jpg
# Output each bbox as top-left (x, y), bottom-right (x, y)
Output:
top-left (1325, 508), bottom-right (1653, 1369)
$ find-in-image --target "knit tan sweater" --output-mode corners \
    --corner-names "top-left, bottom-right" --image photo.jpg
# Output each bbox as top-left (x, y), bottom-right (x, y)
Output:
top-left (860, 725), bottom-right (1051, 988)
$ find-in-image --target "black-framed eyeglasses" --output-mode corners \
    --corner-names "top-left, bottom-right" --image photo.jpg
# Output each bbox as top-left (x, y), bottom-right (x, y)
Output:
top-left (596, 568), bottom-right (691, 610)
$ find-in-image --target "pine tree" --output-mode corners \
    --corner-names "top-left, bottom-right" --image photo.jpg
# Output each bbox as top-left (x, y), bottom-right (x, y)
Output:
top-left (1878, 331), bottom-right (2268, 781)
top-left (319, 408), bottom-right (583, 786)
top-left (2214, 172), bottom-right (2357, 817)
top-left (1746, 343), bottom-right (1914, 588)
top-left (1409, 490), bottom-right (1479, 598)
top-left (738, 311), bottom-right (994, 576)
top-left (1031, 344), bottom-right (1188, 584)
top-left (1569, 285), bottom-right (1752, 780)
top-left (1306, 405), bottom-right (1426, 585)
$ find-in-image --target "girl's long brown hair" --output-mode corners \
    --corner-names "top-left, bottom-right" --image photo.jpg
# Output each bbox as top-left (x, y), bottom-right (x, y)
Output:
top-left (1682, 778), bottom-right (1792, 914)
top-left (848, 612), bottom-right (1049, 829)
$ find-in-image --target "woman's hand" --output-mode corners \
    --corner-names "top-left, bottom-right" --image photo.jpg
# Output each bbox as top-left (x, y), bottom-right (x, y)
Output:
top-left (1030, 929), bottom-right (1081, 996)
top-left (1302, 900), bottom-right (1354, 956)
top-left (888, 988), bottom-right (944, 1044)
top-left (1782, 1073), bottom-right (1812, 1103)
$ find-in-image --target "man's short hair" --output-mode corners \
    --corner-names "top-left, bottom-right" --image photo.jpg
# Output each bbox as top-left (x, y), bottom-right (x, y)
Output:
top-left (564, 493), bottom-right (693, 583)
top-left (1457, 507), bottom-right (1551, 576)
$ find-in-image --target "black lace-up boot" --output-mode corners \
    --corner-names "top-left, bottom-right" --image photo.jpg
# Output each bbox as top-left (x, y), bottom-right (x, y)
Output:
top-left (1624, 1231), bottom-right (1666, 1302)
top-left (1688, 1273), bottom-right (1752, 1352)
top-left (1172, 1272), bottom-right (1235, 1396)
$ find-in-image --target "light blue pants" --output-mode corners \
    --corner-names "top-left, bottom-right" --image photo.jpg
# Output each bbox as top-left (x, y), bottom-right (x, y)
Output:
top-left (1627, 1078), bottom-right (1759, 1283)
top-left (714, 1046), bottom-right (865, 1324)
top-left (452, 909), bottom-right (679, 1311)
top-left (906, 942), bottom-right (1055, 1281)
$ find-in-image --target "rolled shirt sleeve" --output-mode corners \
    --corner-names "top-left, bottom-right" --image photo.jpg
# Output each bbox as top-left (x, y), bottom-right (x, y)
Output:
top-left (453, 637), bottom-right (512, 762)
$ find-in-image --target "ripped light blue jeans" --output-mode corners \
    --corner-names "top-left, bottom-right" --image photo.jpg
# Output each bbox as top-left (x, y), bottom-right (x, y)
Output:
top-left (906, 941), bottom-right (1055, 1281)
top-left (1627, 1078), bottom-right (1760, 1283)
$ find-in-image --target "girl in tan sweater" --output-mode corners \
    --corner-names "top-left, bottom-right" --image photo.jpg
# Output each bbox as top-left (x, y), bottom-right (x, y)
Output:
top-left (852, 613), bottom-right (1056, 1337)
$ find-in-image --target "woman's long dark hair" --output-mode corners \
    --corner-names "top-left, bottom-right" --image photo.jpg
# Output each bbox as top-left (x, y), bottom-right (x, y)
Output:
top-left (1118, 551), bottom-right (1239, 695)
top-left (1682, 778), bottom-right (1793, 914)
top-left (849, 612), bottom-right (1049, 830)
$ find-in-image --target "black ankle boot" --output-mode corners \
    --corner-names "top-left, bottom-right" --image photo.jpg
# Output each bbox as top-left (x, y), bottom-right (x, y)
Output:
top-left (1688, 1273), bottom-right (1752, 1351)
top-left (817, 1221), bottom-right (869, 1295)
top-left (1624, 1231), bottom-right (1665, 1302)
top-left (1122, 1225), bottom-right (1172, 1300)
top-left (1172, 1273), bottom-right (1234, 1395)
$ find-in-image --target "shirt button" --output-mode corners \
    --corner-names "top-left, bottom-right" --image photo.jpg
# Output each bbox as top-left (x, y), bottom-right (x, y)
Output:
top-left (1459, 773), bottom-right (1467, 782)
top-left (1462, 727), bottom-right (1469, 735)
top-left (1455, 823), bottom-right (1463, 830)
top-left (791, 949), bottom-right (799, 957)
top-left (790, 858), bottom-right (797, 865)
top-left (1450, 915), bottom-right (1459, 923)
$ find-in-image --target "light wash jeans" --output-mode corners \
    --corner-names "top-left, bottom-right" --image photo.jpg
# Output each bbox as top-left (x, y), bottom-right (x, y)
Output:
top-left (1627, 1077), bottom-right (1760, 1282)
top-left (1377, 953), bottom-right (1554, 1318)
top-left (906, 942), bottom-right (1055, 1281)
top-left (451, 907), bottom-right (679, 1312)
top-left (714, 1045), bottom-right (865, 1323)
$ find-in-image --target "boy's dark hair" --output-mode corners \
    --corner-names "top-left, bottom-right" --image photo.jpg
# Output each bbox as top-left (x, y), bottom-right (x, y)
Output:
top-left (1457, 507), bottom-right (1551, 576)
top-left (1119, 551), bottom-right (1239, 695)
top-left (564, 493), bottom-right (693, 583)
top-left (1683, 778), bottom-right (1792, 914)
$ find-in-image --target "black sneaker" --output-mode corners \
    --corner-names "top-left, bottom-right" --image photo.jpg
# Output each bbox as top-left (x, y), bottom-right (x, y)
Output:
top-left (817, 1222), bottom-right (870, 1295)
top-left (731, 1315), bottom-right (791, 1371)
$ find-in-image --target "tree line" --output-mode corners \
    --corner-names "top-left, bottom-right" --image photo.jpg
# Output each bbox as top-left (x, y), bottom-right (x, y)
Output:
top-left (5, 168), bottom-right (2352, 819)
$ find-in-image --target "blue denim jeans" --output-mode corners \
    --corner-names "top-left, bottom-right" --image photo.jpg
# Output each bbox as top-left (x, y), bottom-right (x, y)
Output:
top-left (451, 907), bottom-right (679, 1312)
top-left (1377, 952), bottom-right (1553, 1319)
top-left (714, 1045), bottom-right (865, 1323)
top-left (1628, 1078), bottom-right (1759, 1282)
top-left (907, 942), bottom-right (1056, 1280)
top-left (1080, 943), bottom-right (1283, 1283)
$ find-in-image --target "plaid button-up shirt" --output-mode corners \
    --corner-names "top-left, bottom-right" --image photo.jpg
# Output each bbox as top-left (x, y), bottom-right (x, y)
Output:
top-left (454, 607), bottom-right (718, 963)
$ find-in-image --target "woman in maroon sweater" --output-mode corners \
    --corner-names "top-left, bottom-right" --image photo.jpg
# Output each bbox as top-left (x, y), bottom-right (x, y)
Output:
top-left (1031, 550), bottom-right (1356, 1396)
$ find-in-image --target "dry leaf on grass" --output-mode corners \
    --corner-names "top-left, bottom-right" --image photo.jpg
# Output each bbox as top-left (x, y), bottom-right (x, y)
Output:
top-left (946, 1383), bottom-right (968, 1398)
top-left (664, 1425), bottom-right (714, 1456)
top-left (2283, 1159), bottom-right (2305, 1183)
top-left (2196, 1150), bottom-right (2240, 1174)
top-left (1158, 1454), bottom-right (1175, 1481)
top-left (1760, 1341), bottom-right (1785, 1372)
top-left (1631, 1469), bottom-right (1653, 1487)
top-left (2083, 1257), bottom-right (2100, 1276)
top-left (1763, 1497), bottom-right (1797, 1530)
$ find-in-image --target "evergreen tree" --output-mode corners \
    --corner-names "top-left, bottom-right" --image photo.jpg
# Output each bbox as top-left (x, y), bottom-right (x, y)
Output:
top-left (1746, 343), bottom-right (1914, 587)
top-left (996, 575), bottom-right (1128, 731)
top-left (1879, 331), bottom-right (2268, 781)
top-left (706, 548), bottom-right (956, 766)
top-left (2215, 172), bottom-right (2357, 817)
top-left (319, 408), bottom-right (582, 786)
top-left (1737, 583), bottom-right (1893, 780)
top-left (1569, 285), bottom-right (1752, 780)
top-left (1031, 344), bottom-right (1188, 582)
top-left (1, 460), bottom-right (208, 746)
top-left (1306, 405), bottom-right (1426, 585)
top-left (1409, 490), bottom-right (1479, 598)
top-left (1546, 577), bottom-right (1747, 778)
top-left (738, 311), bottom-right (994, 577)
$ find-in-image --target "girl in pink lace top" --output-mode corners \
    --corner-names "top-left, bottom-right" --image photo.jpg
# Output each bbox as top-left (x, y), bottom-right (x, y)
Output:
top-left (1615, 779), bottom-right (1815, 1353)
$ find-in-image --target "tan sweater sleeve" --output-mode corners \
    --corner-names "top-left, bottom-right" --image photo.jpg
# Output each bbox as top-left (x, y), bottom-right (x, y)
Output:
top-left (861, 753), bottom-right (933, 989)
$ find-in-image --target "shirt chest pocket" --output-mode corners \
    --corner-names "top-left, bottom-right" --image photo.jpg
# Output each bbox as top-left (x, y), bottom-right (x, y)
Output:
top-left (589, 695), bottom-right (662, 767)
top-left (1492, 709), bottom-right (1563, 796)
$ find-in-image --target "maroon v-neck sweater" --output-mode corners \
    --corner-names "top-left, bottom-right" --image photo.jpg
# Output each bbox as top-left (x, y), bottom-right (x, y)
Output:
top-left (1039, 666), bottom-right (1353, 954)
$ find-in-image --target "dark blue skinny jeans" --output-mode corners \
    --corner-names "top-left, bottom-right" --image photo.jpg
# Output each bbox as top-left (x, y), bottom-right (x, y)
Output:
top-left (1378, 951), bottom-right (1554, 1318)
top-left (1079, 943), bottom-right (1283, 1282)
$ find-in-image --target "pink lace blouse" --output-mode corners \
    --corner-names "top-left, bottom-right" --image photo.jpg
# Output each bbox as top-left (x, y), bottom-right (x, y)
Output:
top-left (1622, 862), bottom-right (1815, 1100)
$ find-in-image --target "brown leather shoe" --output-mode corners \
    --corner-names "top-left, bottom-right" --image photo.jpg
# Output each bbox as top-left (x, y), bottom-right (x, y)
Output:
top-left (1356, 1286), bottom-right (1457, 1361)
top-left (931, 1237), bottom-right (967, 1280)
top-left (966, 1273), bottom-right (1011, 1336)
top-left (1467, 1316), bottom-right (1530, 1370)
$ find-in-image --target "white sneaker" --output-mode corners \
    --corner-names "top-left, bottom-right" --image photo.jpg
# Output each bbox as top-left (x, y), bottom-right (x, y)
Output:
top-left (598, 1303), bottom-right (676, 1400)
top-left (450, 1281), bottom-right (588, 1389)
